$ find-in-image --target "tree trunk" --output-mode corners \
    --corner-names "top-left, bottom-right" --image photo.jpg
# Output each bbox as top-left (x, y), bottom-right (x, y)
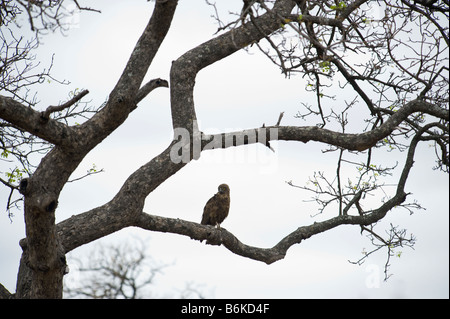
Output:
top-left (15, 170), bottom-right (68, 298)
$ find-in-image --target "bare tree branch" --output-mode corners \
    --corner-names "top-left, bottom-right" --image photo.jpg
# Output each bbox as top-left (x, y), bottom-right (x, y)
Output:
top-left (136, 78), bottom-right (169, 103)
top-left (40, 89), bottom-right (89, 121)
top-left (0, 96), bottom-right (78, 147)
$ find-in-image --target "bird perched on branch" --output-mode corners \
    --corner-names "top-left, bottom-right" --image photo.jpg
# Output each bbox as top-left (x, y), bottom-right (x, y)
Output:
top-left (201, 184), bottom-right (230, 229)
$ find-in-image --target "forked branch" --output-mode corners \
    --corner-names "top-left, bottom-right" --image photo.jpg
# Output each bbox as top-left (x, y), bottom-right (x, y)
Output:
top-left (40, 89), bottom-right (90, 121)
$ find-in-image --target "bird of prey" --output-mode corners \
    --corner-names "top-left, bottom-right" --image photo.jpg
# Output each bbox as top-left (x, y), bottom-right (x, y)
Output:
top-left (201, 184), bottom-right (230, 229)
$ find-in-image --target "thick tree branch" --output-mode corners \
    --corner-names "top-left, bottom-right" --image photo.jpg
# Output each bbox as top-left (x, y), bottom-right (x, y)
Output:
top-left (56, 193), bottom-right (405, 265)
top-left (0, 283), bottom-right (13, 299)
top-left (6, 0), bottom-right (447, 298)
top-left (169, 0), bottom-right (295, 131)
top-left (133, 180), bottom-right (407, 265)
top-left (0, 96), bottom-right (77, 147)
top-left (201, 99), bottom-right (448, 152)
top-left (75, 0), bottom-right (177, 149)
top-left (109, 1), bottom-right (176, 103)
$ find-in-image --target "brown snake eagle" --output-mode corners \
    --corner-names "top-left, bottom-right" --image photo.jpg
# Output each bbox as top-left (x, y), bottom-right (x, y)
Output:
top-left (201, 184), bottom-right (230, 229)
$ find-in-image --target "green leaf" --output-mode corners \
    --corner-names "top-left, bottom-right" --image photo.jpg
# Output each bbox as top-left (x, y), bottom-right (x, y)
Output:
top-left (331, 1), bottom-right (347, 10)
top-left (1, 149), bottom-right (10, 158)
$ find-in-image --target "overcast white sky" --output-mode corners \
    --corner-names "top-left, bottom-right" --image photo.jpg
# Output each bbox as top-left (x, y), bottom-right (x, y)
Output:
top-left (0, 0), bottom-right (448, 298)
